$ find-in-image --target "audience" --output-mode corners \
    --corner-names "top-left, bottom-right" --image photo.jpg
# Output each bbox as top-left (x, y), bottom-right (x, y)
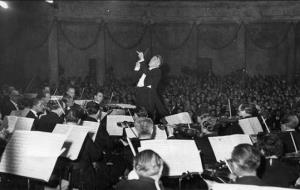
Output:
top-left (1, 71), bottom-right (300, 189)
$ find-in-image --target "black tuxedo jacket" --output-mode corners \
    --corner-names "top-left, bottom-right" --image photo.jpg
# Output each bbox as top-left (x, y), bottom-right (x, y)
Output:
top-left (1, 100), bottom-right (17, 119)
top-left (136, 62), bottom-right (161, 91)
top-left (26, 110), bottom-right (38, 119)
top-left (235, 176), bottom-right (267, 186)
top-left (34, 111), bottom-right (64, 132)
top-left (116, 177), bottom-right (158, 190)
top-left (26, 110), bottom-right (39, 130)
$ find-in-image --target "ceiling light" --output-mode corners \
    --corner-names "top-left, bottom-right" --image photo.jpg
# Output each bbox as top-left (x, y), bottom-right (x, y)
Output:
top-left (0, 1), bottom-right (8, 9)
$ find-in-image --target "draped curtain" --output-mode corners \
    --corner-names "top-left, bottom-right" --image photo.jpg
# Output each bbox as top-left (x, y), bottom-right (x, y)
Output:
top-left (16, 19), bottom-right (298, 81)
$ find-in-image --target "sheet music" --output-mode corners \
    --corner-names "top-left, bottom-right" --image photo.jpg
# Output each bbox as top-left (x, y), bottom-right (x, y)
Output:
top-left (52, 124), bottom-right (88, 160)
top-left (0, 131), bottom-right (66, 182)
top-left (239, 117), bottom-right (263, 135)
top-left (211, 182), bottom-right (296, 190)
top-left (208, 134), bottom-right (253, 161)
top-left (82, 121), bottom-right (100, 141)
top-left (50, 95), bottom-right (63, 100)
top-left (125, 127), bottom-right (139, 138)
top-left (165, 112), bottom-right (192, 125)
top-left (139, 140), bottom-right (203, 176)
top-left (107, 104), bottom-right (136, 109)
top-left (106, 115), bottom-right (134, 136)
top-left (3, 116), bottom-right (34, 132)
top-left (2, 116), bottom-right (18, 132)
top-left (153, 125), bottom-right (168, 139)
top-left (14, 117), bottom-right (34, 131)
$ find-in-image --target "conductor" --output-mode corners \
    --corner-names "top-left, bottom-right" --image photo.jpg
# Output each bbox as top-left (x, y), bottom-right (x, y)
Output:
top-left (134, 51), bottom-right (168, 122)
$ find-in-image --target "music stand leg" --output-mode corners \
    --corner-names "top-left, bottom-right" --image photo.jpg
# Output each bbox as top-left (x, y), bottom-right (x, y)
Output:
top-left (27, 178), bottom-right (30, 190)
top-left (178, 175), bottom-right (184, 190)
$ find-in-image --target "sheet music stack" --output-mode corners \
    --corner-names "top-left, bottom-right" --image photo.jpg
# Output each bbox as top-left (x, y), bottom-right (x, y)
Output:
top-left (139, 140), bottom-right (203, 176)
top-left (238, 117), bottom-right (263, 135)
top-left (0, 131), bottom-right (66, 182)
top-left (164, 112), bottom-right (192, 125)
top-left (208, 134), bottom-right (253, 162)
top-left (2, 116), bottom-right (34, 133)
top-left (106, 115), bottom-right (134, 136)
top-left (52, 124), bottom-right (91, 160)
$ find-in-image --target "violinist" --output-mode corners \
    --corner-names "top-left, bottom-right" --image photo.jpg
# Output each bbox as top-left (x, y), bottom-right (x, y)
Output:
top-left (34, 100), bottom-right (65, 132)
top-left (62, 94), bottom-right (85, 120)
top-left (195, 114), bottom-right (219, 167)
top-left (219, 103), bottom-right (259, 136)
top-left (87, 91), bottom-right (104, 112)
top-left (256, 133), bottom-right (300, 187)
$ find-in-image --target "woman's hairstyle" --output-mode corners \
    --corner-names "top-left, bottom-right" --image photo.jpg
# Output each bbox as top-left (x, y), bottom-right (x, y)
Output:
top-left (231, 144), bottom-right (261, 172)
top-left (134, 117), bottom-right (153, 138)
top-left (133, 150), bottom-right (163, 178)
top-left (256, 133), bottom-right (284, 157)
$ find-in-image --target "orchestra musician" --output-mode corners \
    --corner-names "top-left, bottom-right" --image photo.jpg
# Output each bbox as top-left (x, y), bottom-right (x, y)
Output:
top-left (34, 100), bottom-right (65, 132)
top-left (116, 150), bottom-right (164, 190)
top-left (134, 51), bottom-right (168, 122)
top-left (256, 133), bottom-right (300, 187)
top-left (228, 144), bottom-right (267, 186)
top-left (219, 103), bottom-right (263, 135)
top-left (1, 89), bottom-right (20, 119)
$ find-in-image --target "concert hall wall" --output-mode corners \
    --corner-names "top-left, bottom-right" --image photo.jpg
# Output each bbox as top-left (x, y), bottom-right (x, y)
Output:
top-left (0, 1), bottom-right (300, 88)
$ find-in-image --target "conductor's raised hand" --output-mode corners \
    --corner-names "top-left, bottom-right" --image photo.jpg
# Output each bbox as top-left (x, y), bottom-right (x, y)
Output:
top-left (136, 50), bottom-right (144, 61)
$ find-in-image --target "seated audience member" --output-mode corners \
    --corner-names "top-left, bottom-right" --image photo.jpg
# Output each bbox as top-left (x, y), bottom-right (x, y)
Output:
top-left (256, 133), bottom-right (300, 187)
top-left (34, 100), bottom-right (65, 132)
top-left (116, 150), bottom-right (164, 190)
top-left (229, 144), bottom-right (267, 186)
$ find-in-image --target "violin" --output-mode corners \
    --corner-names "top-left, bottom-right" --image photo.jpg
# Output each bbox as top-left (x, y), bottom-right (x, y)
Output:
top-left (157, 123), bottom-right (203, 139)
top-left (202, 161), bottom-right (232, 183)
